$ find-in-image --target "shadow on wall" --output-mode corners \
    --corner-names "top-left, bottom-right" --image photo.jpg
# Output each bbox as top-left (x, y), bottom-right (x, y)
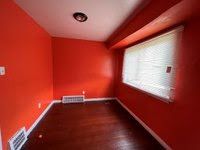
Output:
top-left (55, 77), bottom-right (114, 99)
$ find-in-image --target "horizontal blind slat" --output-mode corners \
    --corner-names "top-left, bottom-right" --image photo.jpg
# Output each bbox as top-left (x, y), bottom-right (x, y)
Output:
top-left (123, 27), bottom-right (182, 100)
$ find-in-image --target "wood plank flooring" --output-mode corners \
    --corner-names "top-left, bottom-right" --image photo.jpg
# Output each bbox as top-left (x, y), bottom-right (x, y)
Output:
top-left (22, 100), bottom-right (164, 150)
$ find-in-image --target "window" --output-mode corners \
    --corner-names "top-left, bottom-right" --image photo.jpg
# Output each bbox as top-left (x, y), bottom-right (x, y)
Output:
top-left (122, 27), bottom-right (183, 101)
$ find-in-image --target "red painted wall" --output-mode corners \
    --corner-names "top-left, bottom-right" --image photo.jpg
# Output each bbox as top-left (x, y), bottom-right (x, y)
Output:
top-left (1, 0), bottom-right (199, 149)
top-left (53, 38), bottom-right (115, 99)
top-left (0, 1), bottom-right (53, 149)
top-left (114, 4), bottom-right (200, 150)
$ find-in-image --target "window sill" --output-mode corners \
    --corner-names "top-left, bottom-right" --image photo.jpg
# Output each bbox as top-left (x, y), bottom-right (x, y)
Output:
top-left (122, 82), bottom-right (173, 104)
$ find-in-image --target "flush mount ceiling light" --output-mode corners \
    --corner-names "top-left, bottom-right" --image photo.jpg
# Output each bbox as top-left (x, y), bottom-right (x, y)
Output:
top-left (73, 12), bottom-right (88, 22)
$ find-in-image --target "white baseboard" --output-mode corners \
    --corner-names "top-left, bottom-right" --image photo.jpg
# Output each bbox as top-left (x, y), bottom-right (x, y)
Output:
top-left (0, 129), bottom-right (2, 150)
top-left (85, 97), bottom-right (116, 101)
top-left (116, 98), bottom-right (171, 150)
top-left (53, 100), bottom-right (62, 103)
top-left (55, 97), bottom-right (116, 102)
top-left (26, 100), bottom-right (59, 136)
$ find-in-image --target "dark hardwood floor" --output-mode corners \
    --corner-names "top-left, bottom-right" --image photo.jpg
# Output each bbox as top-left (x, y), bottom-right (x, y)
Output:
top-left (22, 100), bottom-right (164, 150)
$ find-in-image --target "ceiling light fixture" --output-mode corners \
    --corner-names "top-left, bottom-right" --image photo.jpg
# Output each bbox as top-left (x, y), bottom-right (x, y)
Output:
top-left (73, 12), bottom-right (88, 22)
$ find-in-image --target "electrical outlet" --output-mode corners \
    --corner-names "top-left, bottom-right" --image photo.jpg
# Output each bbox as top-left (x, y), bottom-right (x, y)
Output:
top-left (38, 103), bottom-right (41, 109)
top-left (0, 67), bottom-right (5, 75)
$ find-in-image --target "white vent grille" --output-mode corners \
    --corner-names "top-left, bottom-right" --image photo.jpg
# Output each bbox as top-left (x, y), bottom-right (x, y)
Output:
top-left (62, 95), bottom-right (85, 103)
top-left (8, 127), bottom-right (27, 150)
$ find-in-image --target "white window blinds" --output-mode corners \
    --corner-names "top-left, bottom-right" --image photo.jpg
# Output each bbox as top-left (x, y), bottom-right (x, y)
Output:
top-left (122, 27), bottom-right (182, 101)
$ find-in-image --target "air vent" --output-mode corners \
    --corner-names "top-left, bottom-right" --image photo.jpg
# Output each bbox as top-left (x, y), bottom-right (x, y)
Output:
top-left (62, 95), bottom-right (85, 103)
top-left (8, 127), bottom-right (27, 150)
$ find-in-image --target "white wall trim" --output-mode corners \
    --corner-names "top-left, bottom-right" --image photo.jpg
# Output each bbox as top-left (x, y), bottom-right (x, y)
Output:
top-left (116, 98), bottom-right (172, 150)
top-left (27, 100), bottom-right (59, 136)
top-left (0, 129), bottom-right (2, 150)
top-left (53, 100), bottom-right (62, 103)
top-left (55, 97), bottom-right (116, 102)
top-left (85, 97), bottom-right (116, 101)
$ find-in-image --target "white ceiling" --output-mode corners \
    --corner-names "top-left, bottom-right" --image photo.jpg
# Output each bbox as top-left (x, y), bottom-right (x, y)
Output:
top-left (14, 0), bottom-right (141, 41)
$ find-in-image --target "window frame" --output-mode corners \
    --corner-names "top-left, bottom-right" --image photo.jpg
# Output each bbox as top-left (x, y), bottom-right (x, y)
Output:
top-left (122, 26), bottom-right (183, 103)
